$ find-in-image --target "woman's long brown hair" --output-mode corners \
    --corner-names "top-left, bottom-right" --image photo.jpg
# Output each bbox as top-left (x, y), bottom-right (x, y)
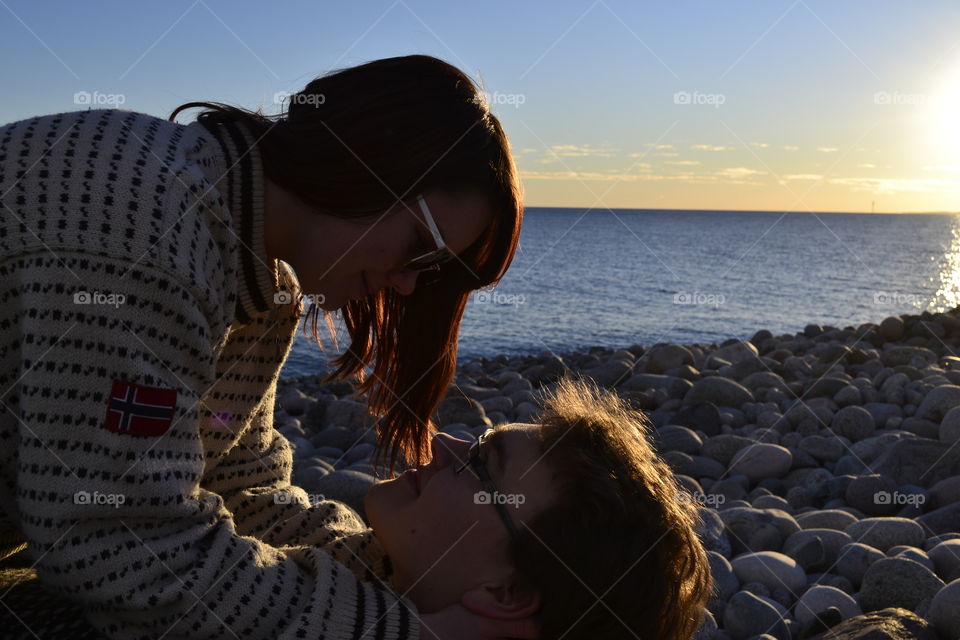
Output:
top-left (170, 55), bottom-right (523, 476)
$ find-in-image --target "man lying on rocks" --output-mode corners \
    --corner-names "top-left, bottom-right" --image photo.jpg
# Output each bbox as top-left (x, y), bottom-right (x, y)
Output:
top-left (315, 378), bottom-right (714, 640)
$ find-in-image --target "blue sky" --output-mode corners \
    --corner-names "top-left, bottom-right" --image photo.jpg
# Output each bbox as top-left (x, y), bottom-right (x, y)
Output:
top-left (2, 0), bottom-right (959, 212)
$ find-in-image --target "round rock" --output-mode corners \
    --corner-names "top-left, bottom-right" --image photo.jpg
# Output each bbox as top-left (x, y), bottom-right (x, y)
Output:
top-left (859, 556), bottom-right (946, 612)
top-left (729, 444), bottom-right (793, 482)
top-left (928, 578), bottom-right (960, 639)
top-left (939, 405), bottom-right (960, 444)
top-left (835, 542), bottom-right (885, 587)
top-left (794, 584), bottom-right (861, 627)
top-left (845, 517), bottom-right (926, 553)
top-left (723, 590), bottom-right (791, 640)
top-left (731, 551), bottom-right (807, 594)
top-left (831, 405), bottom-right (876, 442)
top-left (684, 377), bottom-right (754, 408)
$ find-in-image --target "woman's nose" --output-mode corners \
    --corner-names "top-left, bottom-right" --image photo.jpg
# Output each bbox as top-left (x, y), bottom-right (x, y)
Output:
top-left (387, 270), bottom-right (418, 296)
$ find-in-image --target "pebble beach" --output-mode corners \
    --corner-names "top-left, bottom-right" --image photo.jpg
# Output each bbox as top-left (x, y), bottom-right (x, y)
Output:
top-left (274, 309), bottom-right (960, 640)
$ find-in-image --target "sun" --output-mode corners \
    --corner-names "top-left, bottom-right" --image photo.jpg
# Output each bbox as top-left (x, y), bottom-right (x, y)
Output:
top-left (927, 66), bottom-right (960, 164)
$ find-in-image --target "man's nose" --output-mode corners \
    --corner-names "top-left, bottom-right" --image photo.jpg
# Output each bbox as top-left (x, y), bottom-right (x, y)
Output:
top-left (430, 432), bottom-right (469, 468)
top-left (387, 270), bottom-right (418, 296)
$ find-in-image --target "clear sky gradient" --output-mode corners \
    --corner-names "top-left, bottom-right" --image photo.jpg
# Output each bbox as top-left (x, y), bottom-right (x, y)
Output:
top-left (2, 0), bottom-right (959, 212)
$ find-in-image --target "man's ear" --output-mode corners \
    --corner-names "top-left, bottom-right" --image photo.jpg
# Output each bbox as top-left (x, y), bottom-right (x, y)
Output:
top-left (460, 577), bottom-right (541, 620)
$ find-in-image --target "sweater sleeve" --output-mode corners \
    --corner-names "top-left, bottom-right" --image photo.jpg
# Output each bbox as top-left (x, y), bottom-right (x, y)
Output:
top-left (5, 251), bottom-right (420, 640)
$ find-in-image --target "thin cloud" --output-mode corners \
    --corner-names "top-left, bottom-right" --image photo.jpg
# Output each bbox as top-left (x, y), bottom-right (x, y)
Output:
top-left (784, 174), bottom-right (824, 180)
top-left (690, 144), bottom-right (731, 151)
top-left (817, 146), bottom-right (839, 153)
top-left (716, 167), bottom-right (766, 178)
top-left (666, 160), bottom-right (701, 165)
top-left (828, 176), bottom-right (960, 193)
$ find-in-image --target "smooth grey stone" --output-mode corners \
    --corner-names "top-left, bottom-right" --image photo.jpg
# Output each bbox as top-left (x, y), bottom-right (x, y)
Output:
top-left (730, 551), bottom-right (807, 593)
top-left (796, 509), bottom-right (859, 531)
top-left (280, 387), bottom-right (315, 416)
top-left (324, 398), bottom-right (369, 430)
top-left (845, 517), bottom-right (925, 553)
top-left (859, 556), bottom-right (945, 612)
top-left (729, 444), bottom-right (793, 482)
top-left (752, 494), bottom-right (791, 511)
top-left (713, 341), bottom-right (760, 365)
top-left (696, 507), bottom-right (732, 557)
top-left (783, 529), bottom-right (853, 572)
top-left (799, 434), bottom-right (846, 462)
top-left (709, 551), bottom-right (740, 601)
top-left (720, 507), bottom-right (801, 555)
top-left (314, 445), bottom-right (345, 459)
top-left (582, 358), bottom-right (635, 387)
top-left (836, 542), bottom-right (888, 588)
top-left (692, 609), bottom-right (718, 640)
top-left (940, 405), bottom-right (960, 443)
top-left (653, 424), bottom-right (703, 455)
top-left (871, 438), bottom-right (960, 488)
top-left (723, 590), bottom-right (791, 640)
top-left (832, 405), bottom-right (876, 442)
top-left (888, 547), bottom-right (935, 573)
top-left (928, 540), bottom-right (960, 582)
top-left (294, 465), bottom-right (332, 489)
top-left (861, 403), bottom-right (902, 430)
top-left (845, 474), bottom-right (898, 516)
top-left (917, 501), bottom-right (960, 536)
top-left (310, 469), bottom-right (377, 521)
top-left (643, 343), bottom-right (695, 373)
top-left (674, 402), bottom-right (724, 437)
top-left (928, 578), bottom-right (960, 639)
top-left (479, 395), bottom-right (513, 415)
top-left (437, 395), bottom-right (492, 428)
top-left (345, 442), bottom-right (375, 464)
top-left (915, 384), bottom-right (960, 422)
top-left (684, 377), bottom-right (754, 408)
top-left (310, 426), bottom-right (359, 451)
top-left (794, 585), bottom-right (861, 628)
top-left (701, 434), bottom-right (754, 466)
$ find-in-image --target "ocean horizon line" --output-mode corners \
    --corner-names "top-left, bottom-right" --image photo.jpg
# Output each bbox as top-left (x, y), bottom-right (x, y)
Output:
top-left (524, 205), bottom-right (960, 216)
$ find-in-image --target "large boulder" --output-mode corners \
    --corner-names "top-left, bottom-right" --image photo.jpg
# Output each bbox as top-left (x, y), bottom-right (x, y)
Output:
top-left (683, 377), bottom-right (754, 408)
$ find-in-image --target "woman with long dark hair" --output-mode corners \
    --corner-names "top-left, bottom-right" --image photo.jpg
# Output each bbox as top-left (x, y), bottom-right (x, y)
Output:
top-left (0, 55), bottom-right (533, 639)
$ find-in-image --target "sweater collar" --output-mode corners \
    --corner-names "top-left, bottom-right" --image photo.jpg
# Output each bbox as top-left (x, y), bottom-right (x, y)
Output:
top-left (196, 118), bottom-right (278, 325)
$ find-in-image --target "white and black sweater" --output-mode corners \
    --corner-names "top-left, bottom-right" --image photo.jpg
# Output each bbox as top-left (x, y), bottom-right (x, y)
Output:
top-left (0, 108), bottom-right (418, 640)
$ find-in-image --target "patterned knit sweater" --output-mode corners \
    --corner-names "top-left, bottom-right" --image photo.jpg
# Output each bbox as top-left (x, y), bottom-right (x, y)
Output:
top-left (0, 108), bottom-right (419, 640)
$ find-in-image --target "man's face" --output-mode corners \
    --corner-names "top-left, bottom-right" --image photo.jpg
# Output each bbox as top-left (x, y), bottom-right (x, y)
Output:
top-left (364, 424), bottom-right (554, 613)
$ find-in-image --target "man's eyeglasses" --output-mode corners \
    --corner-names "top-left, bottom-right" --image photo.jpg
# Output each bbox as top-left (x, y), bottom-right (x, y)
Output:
top-left (399, 195), bottom-right (455, 282)
top-left (454, 428), bottom-right (521, 539)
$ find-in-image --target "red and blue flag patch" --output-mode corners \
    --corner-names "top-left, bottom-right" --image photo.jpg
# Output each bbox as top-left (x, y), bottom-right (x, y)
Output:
top-left (103, 380), bottom-right (177, 437)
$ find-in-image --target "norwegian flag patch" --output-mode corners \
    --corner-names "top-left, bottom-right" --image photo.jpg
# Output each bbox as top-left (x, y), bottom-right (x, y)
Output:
top-left (103, 380), bottom-right (178, 437)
